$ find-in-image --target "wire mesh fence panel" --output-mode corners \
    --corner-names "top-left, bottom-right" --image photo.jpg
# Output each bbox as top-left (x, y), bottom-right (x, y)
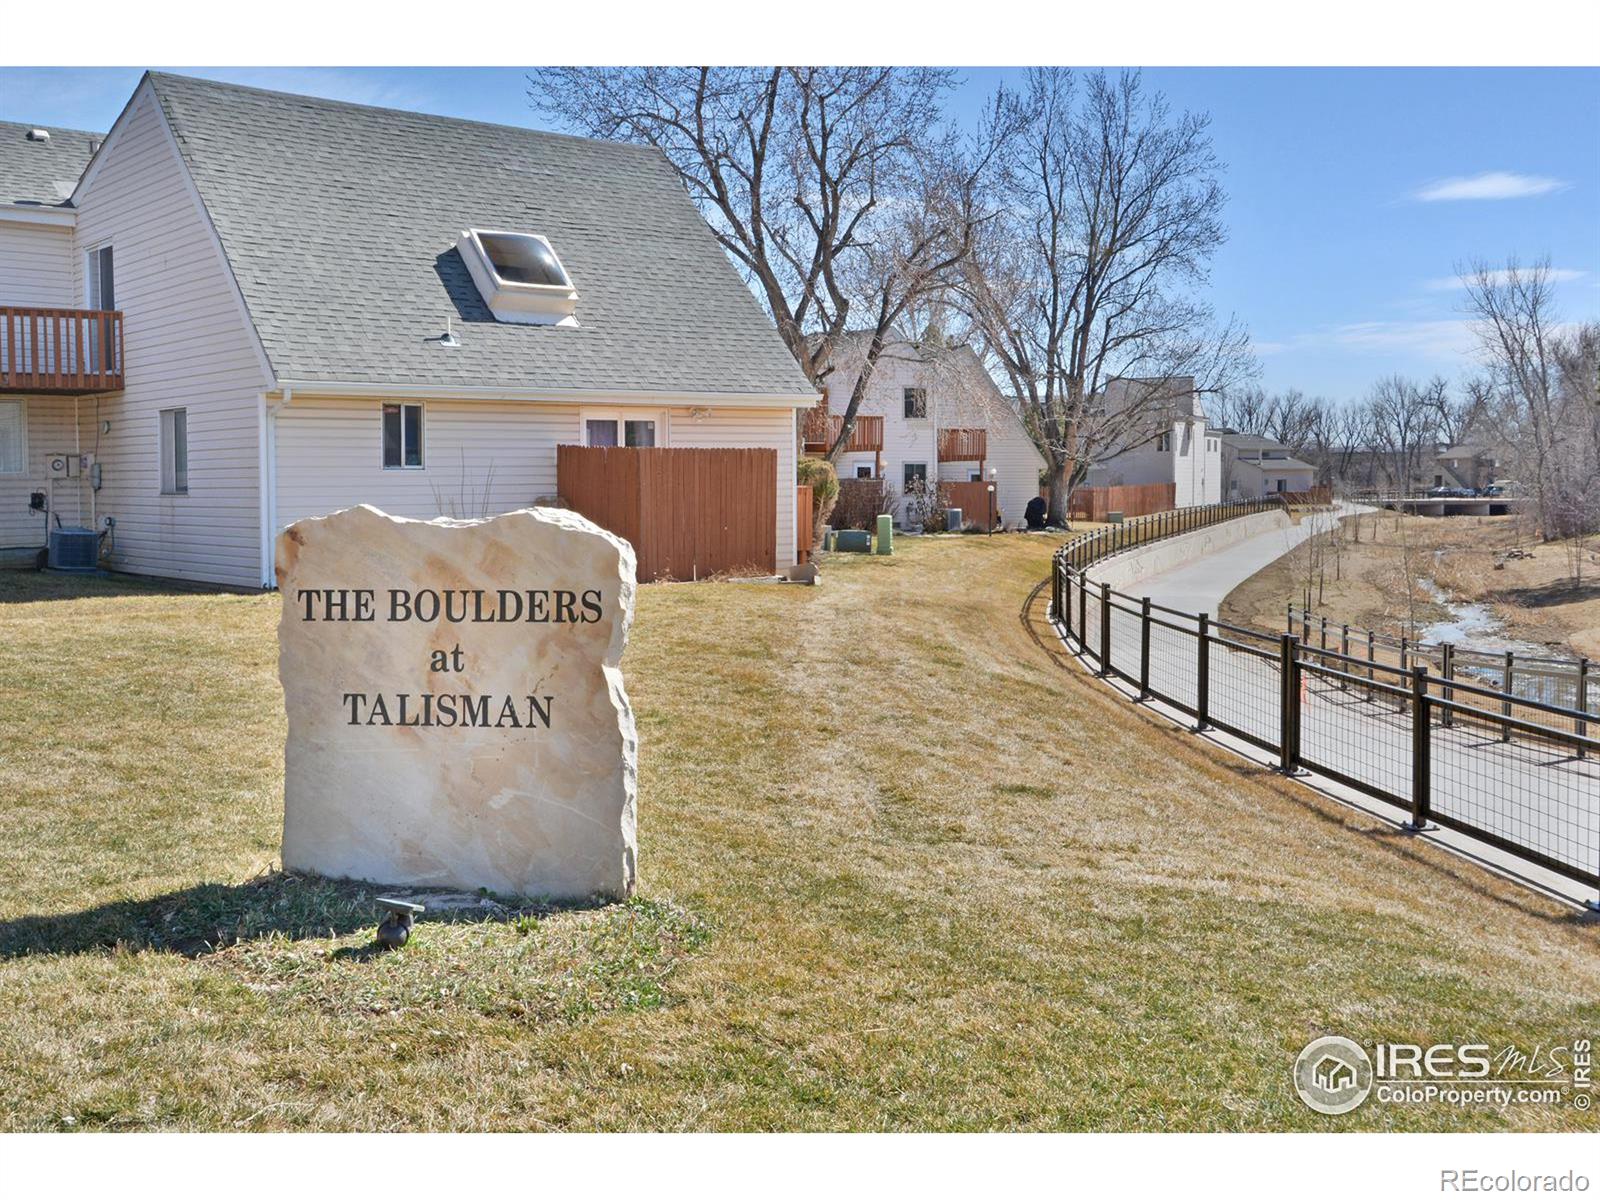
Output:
top-left (1297, 665), bottom-right (1414, 806)
top-left (1147, 616), bottom-right (1199, 713)
top-left (1107, 597), bottom-right (1143, 684)
top-left (1428, 703), bottom-right (1600, 885)
top-left (1206, 639), bottom-right (1282, 751)
top-left (1080, 586), bottom-right (1102, 663)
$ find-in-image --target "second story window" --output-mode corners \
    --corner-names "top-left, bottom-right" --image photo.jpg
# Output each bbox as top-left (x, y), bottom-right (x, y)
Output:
top-left (1156, 432), bottom-right (1172, 453)
top-left (903, 387), bottom-right (927, 419)
top-left (383, 403), bottom-right (424, 469)
top-left (87, 244), bottom-right (115, 310)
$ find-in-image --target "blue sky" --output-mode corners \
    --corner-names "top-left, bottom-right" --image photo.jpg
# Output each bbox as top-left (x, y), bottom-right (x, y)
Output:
top-left (3, 65), bottom-right (1595, 402)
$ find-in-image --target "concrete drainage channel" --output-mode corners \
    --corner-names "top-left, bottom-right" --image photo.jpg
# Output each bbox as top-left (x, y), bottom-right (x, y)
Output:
top-left (1047, 503), bottom-right (1600, 914)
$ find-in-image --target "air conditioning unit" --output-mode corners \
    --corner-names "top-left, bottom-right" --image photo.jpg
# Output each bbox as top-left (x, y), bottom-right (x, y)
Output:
top-left (48, 526), bottom-right (99, 572)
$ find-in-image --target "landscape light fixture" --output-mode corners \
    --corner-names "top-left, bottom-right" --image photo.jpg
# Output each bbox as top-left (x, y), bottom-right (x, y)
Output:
top-left (374, 897), bottom-right (425, 949)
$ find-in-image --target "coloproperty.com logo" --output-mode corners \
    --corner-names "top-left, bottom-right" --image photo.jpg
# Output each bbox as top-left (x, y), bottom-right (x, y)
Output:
top-left (1293, 1035), bottom-right (1594, 1115)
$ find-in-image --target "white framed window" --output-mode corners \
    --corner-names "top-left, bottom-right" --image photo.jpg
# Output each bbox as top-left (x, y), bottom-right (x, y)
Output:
top-left (383, 403), bottom-right (425, 469)
top-left (903, 387), bottom-right (927, 419)
top-left (903, 462), bottom-right (927, 490)
top-left (1156, 432), bottom-right (1172, 453)
top-left (159, 407), bottom-right (188, 495)
top-left (968, 469), bottom-right (982, 482)
top-left (855, 464), bottom-right (873, 479)
top-left (582, 410), bottom-right (662, 449)
top-left (86, 243), bottom-right (115, 309)
top-left (0, 399), bottom-right (25, 475)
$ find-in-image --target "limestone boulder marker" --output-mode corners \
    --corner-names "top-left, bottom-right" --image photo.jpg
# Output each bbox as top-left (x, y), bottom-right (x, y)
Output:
top-left (275, 504), bottom-right (637, 900)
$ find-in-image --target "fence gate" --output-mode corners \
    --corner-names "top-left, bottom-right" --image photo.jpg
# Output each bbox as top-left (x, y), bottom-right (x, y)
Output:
top-left (557, 445), bottom-right (777, 581)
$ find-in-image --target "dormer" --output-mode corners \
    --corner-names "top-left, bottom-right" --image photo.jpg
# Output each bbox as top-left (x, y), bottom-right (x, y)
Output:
top-left (455, 228), bottom-right (579, 327)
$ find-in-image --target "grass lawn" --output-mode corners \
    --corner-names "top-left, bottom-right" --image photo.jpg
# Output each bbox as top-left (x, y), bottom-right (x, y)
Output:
top-left (1, 538), bottom-right (1596, 1131)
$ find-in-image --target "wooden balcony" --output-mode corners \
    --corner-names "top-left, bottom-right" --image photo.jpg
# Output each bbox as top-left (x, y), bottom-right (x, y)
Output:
top-left (801, 410), bottom-right (884, 455)
top-left (0, 307), bottom-right (125, 395)
top-left (937, 427), bottom-right (987, 462)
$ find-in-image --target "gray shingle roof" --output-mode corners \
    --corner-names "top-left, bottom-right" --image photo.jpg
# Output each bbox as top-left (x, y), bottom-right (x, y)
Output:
top-left (0, 120), bottom-right (101, 206)
top-left (142, 73), bottom-right (815, 397)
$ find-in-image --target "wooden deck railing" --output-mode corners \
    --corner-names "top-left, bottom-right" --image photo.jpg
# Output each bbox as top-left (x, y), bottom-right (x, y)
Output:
top-left (937, 427), bottom-right (987, 462)
top-left (801, 410), bottom-right (884, 454)
top-left (0, 307), bottom-right (125, 394)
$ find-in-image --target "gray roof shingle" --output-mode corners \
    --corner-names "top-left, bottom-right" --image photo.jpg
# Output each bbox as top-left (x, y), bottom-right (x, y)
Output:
top-left (141, 73), bottom-right (815, 397)
top-left (0, 120), bottom-right (101, 206)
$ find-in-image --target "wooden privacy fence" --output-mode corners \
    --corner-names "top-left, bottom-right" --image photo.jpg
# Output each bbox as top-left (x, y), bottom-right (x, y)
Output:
top-left (940, 480), bottom-right (999, 527)
top-left (557, 445), bottom-right (776, 581)
top-left (1069, 482), bottom-right (1176, 521)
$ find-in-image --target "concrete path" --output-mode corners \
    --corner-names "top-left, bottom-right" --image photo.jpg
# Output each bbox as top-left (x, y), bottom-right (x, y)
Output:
top-left (1137, 504), bottom-right (1359, 616)
top-left (1069, 506), bottom-right (1600, 909)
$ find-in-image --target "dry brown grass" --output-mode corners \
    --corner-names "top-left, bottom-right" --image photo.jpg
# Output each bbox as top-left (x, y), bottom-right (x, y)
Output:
top-left (1222, 512), bottom-right (1600, 658)
top-left (1, 540), bottom-right (1597, 1131)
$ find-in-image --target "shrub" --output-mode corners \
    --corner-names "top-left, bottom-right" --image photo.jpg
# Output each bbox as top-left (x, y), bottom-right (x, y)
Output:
top-left (796, 457), bottom-right (840, 548)
top-left (903, 477), bottom-right (946, 533)
top-left (833, 478), bottom-right (898, 530)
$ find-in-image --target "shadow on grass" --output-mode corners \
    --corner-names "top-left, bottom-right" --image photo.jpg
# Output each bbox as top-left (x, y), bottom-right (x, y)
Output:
top-left (1490, 579), bottom-right (1600, 610)
top-left (0, 871), bottom-right (600, 961)
top-left (0, 566), bottom-right (257, 606)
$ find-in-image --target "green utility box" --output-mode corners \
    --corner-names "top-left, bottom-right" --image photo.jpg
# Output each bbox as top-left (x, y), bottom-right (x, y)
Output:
top-left (835, 529), bottom-right (873, 553)
top-left (1107, 511), bottom-right (1125, 525)
top-left (875, 514), bottom-right (894, 555)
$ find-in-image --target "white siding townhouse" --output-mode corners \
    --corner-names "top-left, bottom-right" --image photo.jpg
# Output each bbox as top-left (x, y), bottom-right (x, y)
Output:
top-left (810, 339), bottom-right (1046, 530)
top-left (1081, 376), bottom-right (1222, 507)
top-left (1218, 432), bottom-right (1317, 498)
top-left (0, 73), bottom-right (818, 588)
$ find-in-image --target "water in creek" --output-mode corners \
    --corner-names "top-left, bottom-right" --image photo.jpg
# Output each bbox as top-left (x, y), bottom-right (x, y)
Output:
top-left (1416, 579), bottom-right (1553, 659)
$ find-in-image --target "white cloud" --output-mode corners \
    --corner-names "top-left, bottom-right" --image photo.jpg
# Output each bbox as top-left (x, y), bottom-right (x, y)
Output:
top-left (1424, 267), bottom-right (1586, 291)
top-left (1255, 320), bottom-right (1474, 360)
top-left (1413, 171), bottom-right (1568, 202)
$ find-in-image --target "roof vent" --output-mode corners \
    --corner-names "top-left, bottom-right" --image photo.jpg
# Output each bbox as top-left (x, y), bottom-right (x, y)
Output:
top-left (456, 229), bottom-right (579, 327)
top-left (26, 128), bottom-right (51, 143)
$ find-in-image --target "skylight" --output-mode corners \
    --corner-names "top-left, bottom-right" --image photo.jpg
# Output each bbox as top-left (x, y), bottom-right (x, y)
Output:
top-left (456, 229), bottom-right (579, 327)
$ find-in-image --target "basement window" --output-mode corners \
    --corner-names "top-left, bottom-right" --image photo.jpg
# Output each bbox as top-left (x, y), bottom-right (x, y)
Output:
top-left (456, 228), bottom-right (579, 327)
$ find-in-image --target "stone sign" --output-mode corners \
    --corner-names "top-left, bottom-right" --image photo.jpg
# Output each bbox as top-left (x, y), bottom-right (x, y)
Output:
top-left (275, 504), bottom-right (637, 900)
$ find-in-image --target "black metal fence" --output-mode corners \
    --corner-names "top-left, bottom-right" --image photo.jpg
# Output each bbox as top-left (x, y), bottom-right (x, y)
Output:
top-left (1286, 604), bottom-right (1594, 717)
top-left (1049, 504), bottom-right (1600, 894)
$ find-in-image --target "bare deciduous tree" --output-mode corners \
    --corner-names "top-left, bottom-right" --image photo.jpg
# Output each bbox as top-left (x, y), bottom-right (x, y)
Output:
top-left (1461, 257), bottom-right (1599, 544)
top-left (528, 67), bottom-right (992, 462)
top-left (955, 68), bottom-right (1252, 525)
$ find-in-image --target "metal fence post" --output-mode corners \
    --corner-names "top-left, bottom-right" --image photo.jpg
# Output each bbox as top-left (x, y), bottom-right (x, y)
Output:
top-left (1138, 597), bottom-right (1152, 700)
top-left (1340, 623), bottom-right (1350, 691)
top-left (1440, 643), bottom-right (1455, 729)
top-left (1078, 569), bottom-right (1088, 647)
top-left (1286, 602), bottom-right (1293, 635)
top-left (1099, 582), bottom-right (1112, 677)
top-left (1279, 634), bottom-right (1301, 774)
top-left (1195, 612), bottom-right (1211, 732)
top-left (1578, 657), bottom-right (1590, 759)
top-left (1501, 650), bottom-right (1514, 743)
top-left (1405, 665), bottom-right (1433, 831)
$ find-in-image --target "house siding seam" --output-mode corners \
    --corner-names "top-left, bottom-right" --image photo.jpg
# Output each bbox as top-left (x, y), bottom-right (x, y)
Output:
top-left (273, 398), bottom-right (797, 570)
top-left (0, 220), bottom-right (76, 306)
top-left (68, 86), bottom-right (268, 588)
